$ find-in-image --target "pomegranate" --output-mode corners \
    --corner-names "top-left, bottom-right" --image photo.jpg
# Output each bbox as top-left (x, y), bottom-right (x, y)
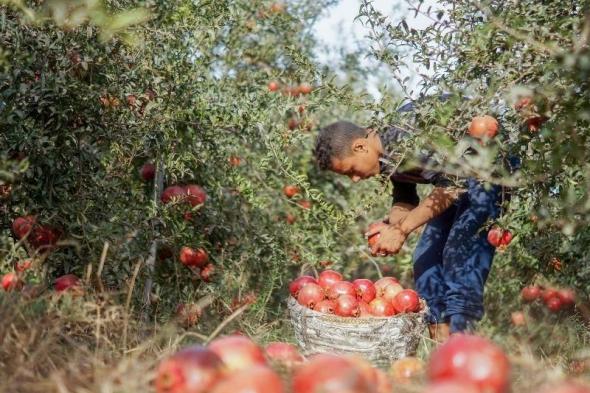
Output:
top-left (374, 276), bottom-right (399, 296)
top-left (155, 346), bottom-right (224, 393)
top-left (358, 301), bottom-right (372, 317)
top-left (292, 354), bottom-right (373, 393)
top-left (390, 357), bottom-right (425, 383)
top-left (334, 294), bottom-right (360, 317)
top-left (185, 185), bottom-right (207, 207)
top-left (381, 282), bottom-right (404, 303)
top-left (375, 369), bottom-right (393, 393)
top-left (318, 270), bottom-right (343, 290)
top-left (558, 288), bottom-right (576, 308)
top-left (29, 226), bottom-right (60, 249)
top-left (179, 247), bottom-right (209, 267)
top-left (15, 259), bottom-right (33, 272)
top-left (200, 264), bottom-right (215, 282)
top-left (521, 285), bottom-right (542, 302)
top-left (423, 382), bottom-right (480, 393)
top-left (287, 118), bottom-right (299, 130)
top-left (161, 186), bottom-right (186, 204)
top-left (313, 299), bottom-right (336, 314)
top-left (297, 200), bottom-right (312, 209)
top-left (352, 279), bottom-right (377, 303)
top-left (140, 162), bottom-right (155, 181)
top-left (511, 311), bottom-right (526, 326)
top-left (176, 303), bottom-right (201, 327)
top-left (546, 295), bottom-right (563, 312)
top-left (12, 215), bottom-right (37, 239)
top-left (289, 275), bottom-right (318, 297)
top-left (268, 81), bottom-right (280, 92)
top-left (327, 281), bottom-right (356, 300)
top-left (537, 381), bottom-right (590, 393)
top-left (229, 155), bottom-right (241, 167)
top-left (211, 365), bottom-right (285, 393)
top-left (514, 96), bottom-right (533, 110)
top-left (265, 342), bottom-right (303, 365)
top-left (392, 289), bottom-right (421, 313)
top-left (1, 272), bottom-right (21, 291)
top-left (298, 83), bottom-right (313, 95)
top-left (369, 298), bottom-right (396, 317)
top-left (54, 274), bottom-right (81, 292)
top-left (285, 213), bottom-right (296, 224)
top-left (428, 334), bottom-right (511, 393)
top-left (297, 283), bottom-right (325, 309)
top-left (208, 335), bottom-right (266, 372)
top-left (468, 115), bottom-right (499, 139)
top-left (487, 227), bottom-right (503, 247)
top-left (542, 288), bottom-right (559, 303)
top-left (500, 230), bottom-right (513, 246)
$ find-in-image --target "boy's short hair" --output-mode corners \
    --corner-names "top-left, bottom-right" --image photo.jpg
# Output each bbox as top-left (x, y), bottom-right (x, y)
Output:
top-left (314, 121), bottom-right (366, 170)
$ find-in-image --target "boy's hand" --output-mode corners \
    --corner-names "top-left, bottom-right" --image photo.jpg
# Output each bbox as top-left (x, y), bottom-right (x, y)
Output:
top-left (370, 225), bottom-right (408, 256)
top-left (365, 220), bottom-right (388, 238)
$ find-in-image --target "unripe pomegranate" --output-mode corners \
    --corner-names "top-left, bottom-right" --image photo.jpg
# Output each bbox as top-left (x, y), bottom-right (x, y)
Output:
top-left (334, 294), bottom-right (359, 317)
top-left (297, 283), bottom-right (325, 309)
top-left (297, 200), bottom-right (312, 209)
top-left (327, 280), bottom-right (355, 300)
top-left (317, 270), bottom-right (342, 290)
top-left (298, 83), bottom-right (313, 95)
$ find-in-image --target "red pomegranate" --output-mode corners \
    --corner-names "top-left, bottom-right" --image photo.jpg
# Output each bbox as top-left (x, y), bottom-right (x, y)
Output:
top-left (292, 354), bottom-right (373, 393)
top-left (15, 259), bottom-right (33, 273)
top-left (1, 272), bottom-right (21, 291)
top-left (369, 298), bottom-right (396, 317)
top-left (327, 281), bottom-right (356, 300)
top-left (390, 357), bottom-right (425, 383)
top-left (487, 227), bottom-right (503, 247)
top-left (12, 215), bottom-right (36, 239)
top-left (521, 286), bottom-right (542, 302)
top-left (542, 288), bottom-right (559, 303)
top-left (297, 283), bottom-right (325, 309)
top-left (208, 335), bottom-right (266, 372)
top-left (140, 162), bottom-right (155, 181)
top-left (375, 368), bottom-right (393, 393)
top-left (265, 342), bottom-right (303, 365)
top-left (537, 381), bottom-right (590, 393)
top-left (358, 301), bottom-right (372, 317)
top-left (428, 334), bottom-right (511, 393)
top-left (179, 247), bottom-right (209, 267)
top-left (468, 115), bottom-right (499, 140)
top-left (313, 299), bottom-right (336, 314)
top-left (185, 185), bottom-right (207, 207)
top-left (200, 264), bottom-right (215, 283)
top-left (392, 289), bottom-right (421, 313)
top-left (557, 288), bottom-right (576, 308)
top-left (54, 274), bottom-right (81, 292)
top-left (161, 186), bottom-right (186, 204)
top-left (289, 275), bottom-right (318, 297)
top-left (511, 311), bottom-right (526, 327)
top-left (29, 226), bottom-right (60, 249)
top-left (317, 270), bottom-right (343, 290)
top-left (155, 346), bottom-right (224, 393)
top-left (381, 282), bottom-right (404, 303)
top-left (283, 185), bottom-right (300, 198)
top-left (334, 294), bottom-right (360, 317)
top-left (352, 279), bottom-right (376, 303)
top-left (211, 365), bottom-right (285, 393)
top-left (546, 295), bottom-right (563, 312)
top-left (500, 230), bottom-right (513, 246)
top-left (374, 277), bottom-right (399, 296)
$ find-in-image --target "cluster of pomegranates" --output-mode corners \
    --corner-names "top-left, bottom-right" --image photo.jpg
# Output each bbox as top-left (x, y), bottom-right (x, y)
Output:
top-left (2, 268), bottom-right (81, 296)
top-left (12, 215), bottom-right (61, 251)
top-left (290, 270), bottom-right (422, 317)
top-left (487, 227), bottom-right (513, 248)
top-left (521, 284), bottom-right (576, 312)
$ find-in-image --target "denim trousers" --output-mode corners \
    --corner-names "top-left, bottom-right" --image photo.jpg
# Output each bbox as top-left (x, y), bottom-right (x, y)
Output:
top-left (413, 179), bottom-right (502, 333)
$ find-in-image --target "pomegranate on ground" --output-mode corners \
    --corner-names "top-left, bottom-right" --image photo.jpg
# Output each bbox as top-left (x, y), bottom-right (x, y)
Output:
top-left (265, 342), bottom-right (303, 365)
top-left (292, 354), bottom-right (373, 393)
top-left (208, 335), bottom-right (266, 372)
top-left (211, 365), bottom-right (285, 393)
top-left (54, 274), bottom-right (81, 292)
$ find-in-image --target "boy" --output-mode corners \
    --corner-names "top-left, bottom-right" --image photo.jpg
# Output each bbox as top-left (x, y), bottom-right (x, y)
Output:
top-left (313, 109), bottom-right (504, 341)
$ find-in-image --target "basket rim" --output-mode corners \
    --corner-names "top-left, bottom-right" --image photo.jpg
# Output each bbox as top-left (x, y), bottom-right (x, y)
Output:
top-left (287, 296), bottom-right (428, 321)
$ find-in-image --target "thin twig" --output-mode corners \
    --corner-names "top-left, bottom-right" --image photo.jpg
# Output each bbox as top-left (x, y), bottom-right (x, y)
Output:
top-left (123, 259), bottom-right (143, 350)
top-left (205, 303), bottom-right (250, 344)
top-left (96, 241), bottom-right (110, 292)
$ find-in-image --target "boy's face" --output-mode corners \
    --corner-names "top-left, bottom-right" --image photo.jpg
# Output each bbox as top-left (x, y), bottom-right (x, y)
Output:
top-left (330, 137), bottom-right (381, 182)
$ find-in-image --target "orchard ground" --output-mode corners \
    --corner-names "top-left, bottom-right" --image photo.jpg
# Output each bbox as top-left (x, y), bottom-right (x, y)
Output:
top-left (1, 1), bottom-right (590, 392)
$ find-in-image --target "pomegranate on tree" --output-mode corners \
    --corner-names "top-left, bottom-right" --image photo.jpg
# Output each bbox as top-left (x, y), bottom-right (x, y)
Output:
top-left (511, 311), bottom-right (526, 327)
top-left (185, 185), bottom-right (207, 207)
top-left (161, 185), bottom-right (186, 204)
top-left (208, 335), bottom-right (266, 372)
top-left (289, 275), bottom-right (317, 297)
top-left (352, 278), bottom-right (377, 303)
top-left (327, 281), bottom-right (356, 300)
top-left (557, 288), bottom-right (576, 308)
top-left (211, 365), bottom-right (285, 393)
top-left (268, 81), bottom-right (280, 92)
top-left (282, 185), bottom-right (300, 198)
top-left (140, 162), bottom-right (155, 181)
top-left (546, 295), bottom-right (563, 312)
top-left (15, 259), bottom-right (33, 272)
top-left (487, 227), bottom-right (503, 247)
top-left (501, 230), bottom-right (513, 246)
top-left (29, 225), bottom-right (60, 249)
top-left (265, 342), bottom-right (303, 365)
top-left (313, 299), bottom-right (336, 314)
top-left (179, 247), bottom-right (209, 267)
top-left (12, 215), bottom-right (36, 239)
top-left (297, 283), bottom-right (325, 309)
top-left (1, 272), bottom-right (21, 291)
top-left (542, 288), bottom-right (559, 303)
top-left (369, 298), bottom-right (396, 317)
top-left (468, 115), bottom-right (499, 140)
top-left (521, 285), bottom-right (542, 302)
top-left (334, 294), bottom-right (360, 317)
top-left (428, 334), bottom-right (511, 393)
top-left (155, 346), bottom-right (224, 393)
top-left (292, 354), bottom-right (373, 393)
top-left (392, 289), bottom-right (421, 313)
top-left (317, 269), bottom-right (342, 290)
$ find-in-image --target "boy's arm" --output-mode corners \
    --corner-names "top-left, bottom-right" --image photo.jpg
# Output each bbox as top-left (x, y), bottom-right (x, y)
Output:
top-left (370, 187), bottom-right (464, 255)
top-left (388, 202), bottom-right (415, 225)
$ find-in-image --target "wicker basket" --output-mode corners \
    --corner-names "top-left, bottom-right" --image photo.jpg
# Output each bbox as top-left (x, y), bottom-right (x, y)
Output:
top-left (288, 297), bottom-right (427, 368)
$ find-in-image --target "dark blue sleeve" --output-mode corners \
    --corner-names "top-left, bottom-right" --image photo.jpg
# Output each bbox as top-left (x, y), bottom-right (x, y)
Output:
top-left (392, 180), bottom-right (419, 206)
